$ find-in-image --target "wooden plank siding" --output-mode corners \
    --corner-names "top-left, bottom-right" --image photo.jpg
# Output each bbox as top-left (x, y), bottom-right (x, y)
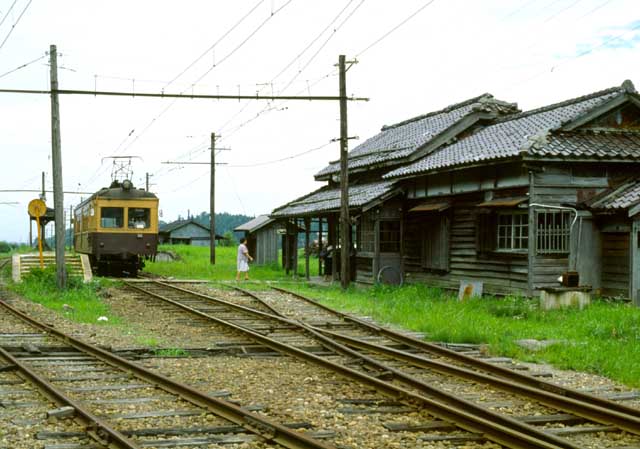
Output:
top-left (529, 165), bottom-right (609, 292)
top-left (254, 226), bottom-right (279, 265)
top-left (403, 194), bottom-right (528, 295)
top-left (601, 232), bottom-right (630, 296)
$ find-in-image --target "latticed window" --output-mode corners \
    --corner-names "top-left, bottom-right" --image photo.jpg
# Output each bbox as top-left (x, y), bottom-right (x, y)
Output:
top-left (496, 212), bottom-right (528, 251)
top-left (358, 213), bottom-right (375, 253)
top-left (536, 210), bottom-right (571, 254)
top-left (380, 220), bottom-right (400, 252)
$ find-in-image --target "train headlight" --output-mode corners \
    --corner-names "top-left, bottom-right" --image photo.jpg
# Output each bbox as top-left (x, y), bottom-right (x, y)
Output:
top-left (99, 242), bottom-right (104, 247)
top-left (137, 234), bottom-right (143, 239)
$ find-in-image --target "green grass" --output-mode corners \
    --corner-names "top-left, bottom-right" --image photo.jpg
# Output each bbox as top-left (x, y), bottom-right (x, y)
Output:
top-left (145, 244), bottom-right (319, 281)
top-left (283, 283), bottom-right (640, 387)
top-left (8, 265), bottom-right (122, 325)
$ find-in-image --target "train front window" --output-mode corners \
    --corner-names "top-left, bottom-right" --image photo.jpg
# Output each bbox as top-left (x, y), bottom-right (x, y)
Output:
top-left (128, 208), bottom-right (150, 229)
top-left (101, 207), bottom-right (124, 228)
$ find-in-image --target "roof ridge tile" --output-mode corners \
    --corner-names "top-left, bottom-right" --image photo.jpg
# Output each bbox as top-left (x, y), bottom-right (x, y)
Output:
top-left (494, 83), bottom-right (626, 124)
top-left (381, 93), bottom-right (495, 130)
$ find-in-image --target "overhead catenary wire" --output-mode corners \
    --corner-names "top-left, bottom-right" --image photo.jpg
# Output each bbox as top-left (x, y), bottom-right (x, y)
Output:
top-left (0, 53), bottom-right (45, 79)
top-left (104, 0), bottom-right (295, 174)
top-left (189, 0), bottom-right (295, 87)
top-left (214, 0), bottom-right (360, 139)
top-left (218, 0), bottom-right (438, 143)
top-left (0, 0), bottom-right (18, 30)
top-left (355, 0), bottom-right (437, 57)
top-left (226, 141), bottom-right (333, 168)
top-left (163, 0), bottom-right (265, 90)
top-left (0, 0), bottom-right (33, 53)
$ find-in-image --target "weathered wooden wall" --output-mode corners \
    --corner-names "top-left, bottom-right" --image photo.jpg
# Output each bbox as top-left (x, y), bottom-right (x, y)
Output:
top-left (254, 226), bottom-right (279, 265)
top-left (355, 199), bottom-right (402, 283)
top-left (403, 193), bottom-right (529, 295)
top-left (530, 164), bottom-right (633, 294)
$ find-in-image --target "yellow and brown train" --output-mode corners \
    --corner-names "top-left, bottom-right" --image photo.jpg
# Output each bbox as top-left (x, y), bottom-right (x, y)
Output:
top-left (74, 180), bottom-right (159, 276)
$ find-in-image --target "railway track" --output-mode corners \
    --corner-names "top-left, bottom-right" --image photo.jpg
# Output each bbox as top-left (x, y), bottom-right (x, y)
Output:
top-left (0, 296), bottom-right (337, 449)
top-left (124, 280), bottom-right (640, 449)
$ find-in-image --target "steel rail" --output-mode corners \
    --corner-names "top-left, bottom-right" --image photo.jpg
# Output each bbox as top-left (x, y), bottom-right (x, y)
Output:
top-left (271, 286), bottom-right (640, 419)
top-left (229, 285), bottom-right (283, 316)
top-left (235, 285), bottom-right (640, 432)
top-left (0, 299), bottom-right (335, 449)
top-left (224, 286), bottom-right (640, 437)
top-left (315, 326), bottom-right (640, 435)
top-left (127, 280), bottom-right (580, 449)
top-left (0, 345), bottom-right (138, 449)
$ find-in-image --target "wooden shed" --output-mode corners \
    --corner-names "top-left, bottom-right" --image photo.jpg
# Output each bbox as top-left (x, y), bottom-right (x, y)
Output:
top-left (234, 215), bottom-right (280, 265)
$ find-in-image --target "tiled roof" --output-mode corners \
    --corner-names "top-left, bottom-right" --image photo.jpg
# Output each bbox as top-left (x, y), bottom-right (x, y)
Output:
top-left (271, 181), bottom-right (396, 218)
top-left (385, 84), bottom-right (628, 178)
top-left (234, 215), bottom-right (274, 233)
top-left (589, 179), bottom-right (640, 210)
top-left (530, 131), bottom-right (640, 159)
top-left (315, 94), bottom-right (517, 178)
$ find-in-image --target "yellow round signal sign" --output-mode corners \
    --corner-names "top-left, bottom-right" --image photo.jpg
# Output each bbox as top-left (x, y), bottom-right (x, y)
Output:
top-left (28, 199), bottom-right (47, 218)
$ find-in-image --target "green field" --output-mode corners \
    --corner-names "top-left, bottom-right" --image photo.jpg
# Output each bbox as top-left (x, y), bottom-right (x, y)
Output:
top-left (145, 244), bottom-right (319, 281)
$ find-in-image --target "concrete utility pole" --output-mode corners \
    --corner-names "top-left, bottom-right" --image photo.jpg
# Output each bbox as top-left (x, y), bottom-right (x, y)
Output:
top-left (210, 133), bottom-right (216, 265)
top-left (338, 55), bottom-right (350, 289)
top-left (49, 44), bottom-right (66, 288)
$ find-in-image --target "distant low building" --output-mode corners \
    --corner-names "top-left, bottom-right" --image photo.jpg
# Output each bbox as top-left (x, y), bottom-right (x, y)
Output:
top-left (234, 215), bottom-right (280, 265)
top-left (159, 219), bottom-right (224, 246)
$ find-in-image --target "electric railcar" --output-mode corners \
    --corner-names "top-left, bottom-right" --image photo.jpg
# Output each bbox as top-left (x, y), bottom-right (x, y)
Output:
top-left (74, 180), bottom-right (159, 276)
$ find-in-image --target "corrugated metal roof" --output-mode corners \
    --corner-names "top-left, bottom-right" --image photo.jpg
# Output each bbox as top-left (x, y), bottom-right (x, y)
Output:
top-left (477, 196), bottom-right (529, 207)
top-left (271, 181), bottom-right (397, 218)
top-left (408, 201), bottom-right (451, 212)
top-left (315, 94), bottom-right (518, 178)
top-left (385, 84), bottom-right (628, 178)
top-left (234, 215), bottom-right (275, 233)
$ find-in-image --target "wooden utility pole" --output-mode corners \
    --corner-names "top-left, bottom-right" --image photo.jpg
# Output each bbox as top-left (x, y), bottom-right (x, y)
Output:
top-left (338, 55), bottom-right (350, 289)
top-left (146, 172), bottom-right (150, 191)
top-left (210, 133), bottom-right (216, 265)
top-left (161, 140), bottom-right (229, 266)
top-left (49, 44), bottom-right (66, 288)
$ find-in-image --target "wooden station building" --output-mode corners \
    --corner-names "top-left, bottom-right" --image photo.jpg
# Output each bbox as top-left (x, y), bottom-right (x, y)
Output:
top-left (271, 81), bottom-right (640, 305)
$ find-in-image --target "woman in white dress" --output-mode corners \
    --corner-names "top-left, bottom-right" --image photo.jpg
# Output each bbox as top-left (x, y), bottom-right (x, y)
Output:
top-left (236, 238), bottom-right (253, 281)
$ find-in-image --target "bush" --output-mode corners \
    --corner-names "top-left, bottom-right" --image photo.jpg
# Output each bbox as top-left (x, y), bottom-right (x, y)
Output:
top-left (0, 241), bottom-right (12, 253)
top-left (219, 231), bottom-right (238, 247)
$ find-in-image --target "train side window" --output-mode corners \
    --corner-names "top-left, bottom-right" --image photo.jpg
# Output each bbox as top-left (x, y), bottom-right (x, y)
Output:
top-left (128, 208), bottom-right (150, 229)
top-left (101, 207), bottom-right (124, 228)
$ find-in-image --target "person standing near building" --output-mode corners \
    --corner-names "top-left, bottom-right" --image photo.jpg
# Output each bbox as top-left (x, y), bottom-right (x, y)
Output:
top-left (236, 237), bottom-right (253, 281)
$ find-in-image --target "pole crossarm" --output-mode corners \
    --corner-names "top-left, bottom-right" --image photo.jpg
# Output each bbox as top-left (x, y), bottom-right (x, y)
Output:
top-left (161, 162), bottom-right (227, 165)
top-left (0, 88), bottom-right (369, 102)
top-left (0, 189), bottom-right (93, 194)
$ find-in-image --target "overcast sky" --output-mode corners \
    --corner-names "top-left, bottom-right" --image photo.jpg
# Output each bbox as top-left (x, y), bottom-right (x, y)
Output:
top-left (0, 0), bottom-right (638, 243)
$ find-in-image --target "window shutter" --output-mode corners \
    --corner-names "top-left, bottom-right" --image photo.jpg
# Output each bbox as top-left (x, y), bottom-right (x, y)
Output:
top-left (476, 212), bottom-right (496, 254)
top-left (421, 214), bottom-right (450, 271)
